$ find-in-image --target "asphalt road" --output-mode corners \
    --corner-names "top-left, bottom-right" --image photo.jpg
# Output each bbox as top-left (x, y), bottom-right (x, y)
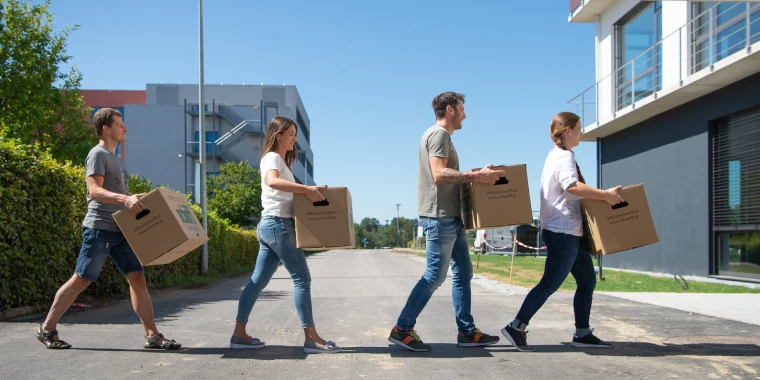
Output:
top-left (2, 249), bottom-right (759, 379)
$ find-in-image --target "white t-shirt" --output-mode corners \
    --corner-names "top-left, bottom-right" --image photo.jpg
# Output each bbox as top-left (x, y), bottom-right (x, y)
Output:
top-left (539, 148), bottom-right (583, 237)
top-left (260, 152), bottom-right (296, 217)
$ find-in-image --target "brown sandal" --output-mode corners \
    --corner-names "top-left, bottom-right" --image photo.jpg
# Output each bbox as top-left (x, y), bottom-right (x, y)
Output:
top-left (37, 324), bottom-right (71, 349)
top-left (144, 333), bottom-right (181, 350)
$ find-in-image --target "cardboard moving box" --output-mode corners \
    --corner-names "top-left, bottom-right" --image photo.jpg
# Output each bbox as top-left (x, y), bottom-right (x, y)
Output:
top-left (113, 188), bottom-right (208, 266)
top-left (581, 183), bottom-right (659, 255)
top-left (294, 187), bottom-right (355, 250)
top-left (461, 164), bottom-right (533, 230)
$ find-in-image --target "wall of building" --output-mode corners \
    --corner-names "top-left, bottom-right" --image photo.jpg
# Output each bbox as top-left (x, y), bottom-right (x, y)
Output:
top-left (599, 71), bottom-right (760, 275)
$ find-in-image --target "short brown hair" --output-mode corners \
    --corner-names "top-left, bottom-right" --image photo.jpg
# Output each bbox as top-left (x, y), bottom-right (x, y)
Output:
top-left (93, 108), bottom-right (123, 137)
top-left (432, 92), bottom-right (465, 119)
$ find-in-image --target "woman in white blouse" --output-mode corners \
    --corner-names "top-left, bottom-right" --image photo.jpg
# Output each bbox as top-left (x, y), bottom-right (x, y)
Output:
top-left (230, 116), bottom-right (341, 354)
top-left (501, 112), bottom-right (623, 352)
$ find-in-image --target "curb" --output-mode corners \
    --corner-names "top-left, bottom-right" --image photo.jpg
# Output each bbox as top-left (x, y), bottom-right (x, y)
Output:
top-left (0, 304), bottom-right (48, 321)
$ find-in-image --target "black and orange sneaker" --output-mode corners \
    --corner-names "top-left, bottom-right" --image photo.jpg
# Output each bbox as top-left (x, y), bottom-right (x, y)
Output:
top-left (457, 328), bottom-right (500, 347)
top-left (388, 326), bottom-right (432, 352)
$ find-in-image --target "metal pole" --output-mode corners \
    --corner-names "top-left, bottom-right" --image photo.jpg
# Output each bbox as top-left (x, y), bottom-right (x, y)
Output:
top-left (395, 204), bottom-right (401, 247)
top-left (679, 27), bottom-right (682, 85)
top-left (184, 98), bottom-right (187, 195)
top-left (596, 82), bottom-right (599, 125)
top-left (212, 99), bottom-right (216, 174)
top-left (198, 0), bottom-right (208, 274)
top-left (630, 61), bottom-right (635, 107)
top-left (581, 92), bottom-right (585, 127)
top-left (535, 220), bottom-right (540, 257)
top-left (747, 3), bottom-right (751, 51)
top-left (510, 236), bottom-right (517, 282)
top-left (260, 99), bottom-right (264, 152)
top-left (386, 220), bottom-right (389, 247)
top-left (709, 6), bottom-right (714, 68)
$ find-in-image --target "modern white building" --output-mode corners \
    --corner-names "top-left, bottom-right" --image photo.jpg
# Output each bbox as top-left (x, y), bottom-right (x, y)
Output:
top-left (568, 1), bottom-right (760, 281)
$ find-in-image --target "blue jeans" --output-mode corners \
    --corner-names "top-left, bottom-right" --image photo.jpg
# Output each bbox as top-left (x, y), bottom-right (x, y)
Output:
top-left (236, 216), bottom-right (314, 328)
top-left (513, 229), bottom-right (596, 329)
top-left (397, 216), bottom-right (476, 334)
top-left (74, 227), bottom-right (144, 282)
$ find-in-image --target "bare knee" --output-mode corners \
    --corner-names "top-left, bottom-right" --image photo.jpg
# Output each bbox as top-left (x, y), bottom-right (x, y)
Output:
top-left (70, 274), bottom-right (92, 291)
top-left (125, 271), bottom-right (148, 289)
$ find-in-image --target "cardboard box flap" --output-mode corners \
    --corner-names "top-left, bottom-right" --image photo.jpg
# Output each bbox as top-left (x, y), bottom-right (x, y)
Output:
top-left (146, 250), bottom-right (192, 266)
top-left (169, 236), bottom-right (209, 253)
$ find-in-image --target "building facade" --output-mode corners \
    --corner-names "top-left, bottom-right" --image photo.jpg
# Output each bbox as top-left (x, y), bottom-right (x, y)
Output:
top-left (81, 90), bottom-right (147, 159)
top-left (85, 84), bottom-right (315, 202)
top-left (568, 1), bottom-right (760, 281)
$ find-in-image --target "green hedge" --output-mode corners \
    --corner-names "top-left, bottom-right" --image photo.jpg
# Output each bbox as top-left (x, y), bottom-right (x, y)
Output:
top-left (0, 138), bottom-right (259, 311)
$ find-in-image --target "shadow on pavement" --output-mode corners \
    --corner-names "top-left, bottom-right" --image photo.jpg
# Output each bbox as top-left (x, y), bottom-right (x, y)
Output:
top-left (72, 343), bottom-right (509, 359)
top-left (69, 341), bottom-right (759, 360)
top-left (530, 341), bottom-right (760, 357)
top-left (7, 275), bottom-right (291, 326)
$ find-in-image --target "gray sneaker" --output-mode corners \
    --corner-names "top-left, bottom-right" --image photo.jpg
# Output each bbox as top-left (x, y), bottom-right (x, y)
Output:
top-left (230, 335), bottom-right (266, 349)
top-left (303, 339), bottom-right (342, 354)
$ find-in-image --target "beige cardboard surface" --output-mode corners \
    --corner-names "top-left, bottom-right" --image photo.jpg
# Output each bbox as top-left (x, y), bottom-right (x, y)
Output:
top-left (294, 187), bottom-right (355, 250)
top-left (113, 188), bottom-right (208, 266)
top-left (581, 184), bottom-right (659, 255)
top-left (462, 164), bottom-right (533, 230)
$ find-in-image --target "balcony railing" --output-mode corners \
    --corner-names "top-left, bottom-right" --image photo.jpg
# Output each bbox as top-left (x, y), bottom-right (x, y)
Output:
top-left (568, 2), bottom-right (760, 130)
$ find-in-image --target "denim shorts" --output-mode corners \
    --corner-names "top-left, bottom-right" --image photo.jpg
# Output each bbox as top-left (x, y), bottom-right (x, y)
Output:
top-left (74, 227), bottom-right (144, 282)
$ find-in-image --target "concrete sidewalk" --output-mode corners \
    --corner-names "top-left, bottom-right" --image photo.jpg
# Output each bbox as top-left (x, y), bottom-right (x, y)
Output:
top-left (599, 292), bottom-right (760, 326)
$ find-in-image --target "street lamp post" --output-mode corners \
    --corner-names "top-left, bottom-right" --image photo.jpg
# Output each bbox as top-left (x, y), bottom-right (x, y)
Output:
top-left (385, 220), bottom-right (389, 247)
top-left (198, 0), bottom-right (208, 274)
top-left (395, 204), bottom-right (401, 247)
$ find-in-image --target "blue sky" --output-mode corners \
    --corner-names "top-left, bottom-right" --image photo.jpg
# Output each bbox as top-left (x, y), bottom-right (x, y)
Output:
top-left (49, 0), bottom-right (598, 223)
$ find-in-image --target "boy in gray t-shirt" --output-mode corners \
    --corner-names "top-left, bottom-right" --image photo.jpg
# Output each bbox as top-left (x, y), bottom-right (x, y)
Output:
top-left (389, 92), bottom-right (504, 352)
top-left (82, 144), bottom-right (131, 231)
top-left (36, 108), bottom-right (181, 351)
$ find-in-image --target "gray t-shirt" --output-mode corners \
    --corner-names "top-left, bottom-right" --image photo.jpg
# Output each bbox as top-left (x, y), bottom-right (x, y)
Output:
top-left (82, 145), bottom-right (130, 231)
top-left (418, 125), bottom-right (460, 218)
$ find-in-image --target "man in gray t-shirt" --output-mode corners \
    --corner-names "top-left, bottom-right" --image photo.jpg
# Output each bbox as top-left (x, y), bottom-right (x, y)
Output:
top-left (417, 124), bottom-right (460, 218)
top-left (82, 144), bottom-right (131, 231)
top-left (389, 92), bottom-right (504, 352)
top-left (36, 108), bottom-right (181, 351)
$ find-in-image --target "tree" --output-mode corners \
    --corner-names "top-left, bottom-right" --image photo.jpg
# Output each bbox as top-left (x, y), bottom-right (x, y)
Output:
top-left (360, 217), bottom-right (381, 232)
top-left (352, 217), bottom-right (419, 249)
top-left (207, 161), bottom-right (262, 228)
top-left (0, 0), bottom-right (94, 164)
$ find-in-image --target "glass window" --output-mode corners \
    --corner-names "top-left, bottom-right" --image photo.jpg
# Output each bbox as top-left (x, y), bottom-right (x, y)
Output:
top-left (712, 106), bottom-right (760, 279)
top-left (717, 232), bottom-right (760, 280)
top-left (193, 131), bottom-right (219, 154)
top-left (296, 110), bottom-right (310, 143)
top-left (615, 2), bottom-right (662, 111)
top-left (265, 106), bottom-right (278, 128)
top-left (693, 2), bottom-right (760, 72)
top-left (728, 160), bottom-right (741, 209)
top-left (297, 152), bottom-right (306, 166)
